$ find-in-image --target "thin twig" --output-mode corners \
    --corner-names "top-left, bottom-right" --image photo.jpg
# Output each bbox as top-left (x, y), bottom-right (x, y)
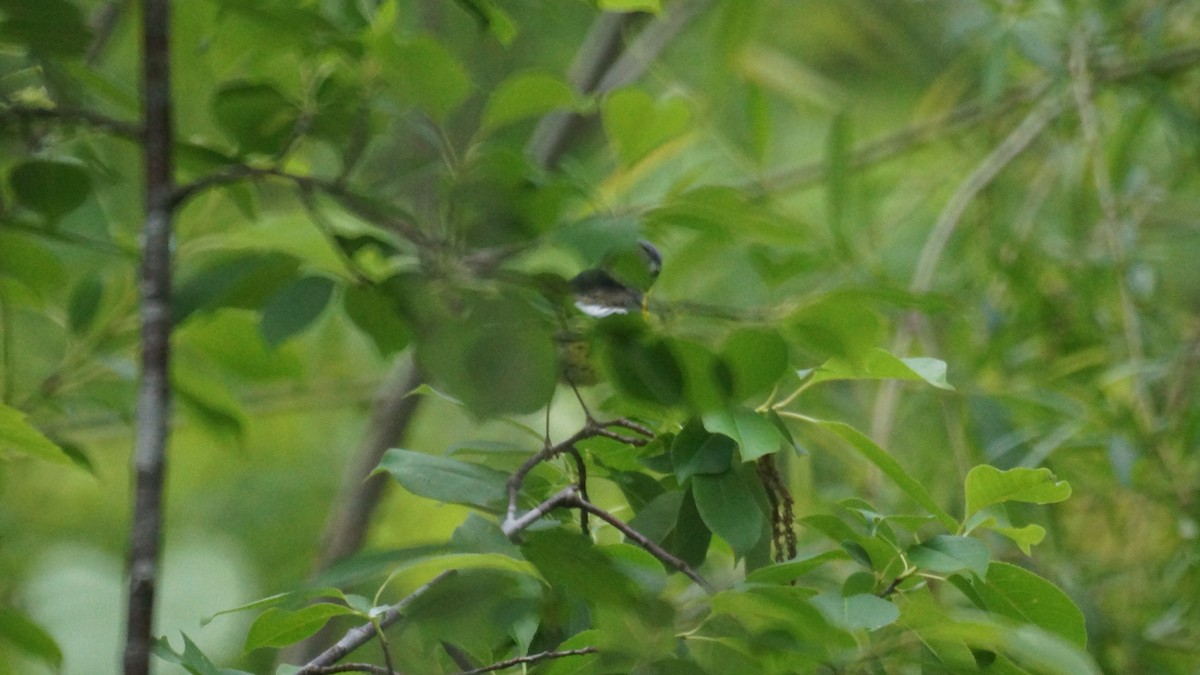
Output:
top-left (869, 90), bottom-right (1068, 448)
top-left (566, 493), bottom-right (716, 594)
top-left (455, 647), bottom-right (599, 674)
top-left (0, 104), bottom-right (142, 139)
top-left (307, 663), bottom-right (392, 675)
top-left (296, 570), bottom-right (457, 673)
top-left (1069, 29), bottom-right (1155, 431)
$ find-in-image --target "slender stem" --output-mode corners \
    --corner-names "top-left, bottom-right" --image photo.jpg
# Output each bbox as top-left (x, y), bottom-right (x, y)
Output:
top-left (123, 0), bottom-right (174, 673)
top-left (870, 91), bottom-right (1068, 448)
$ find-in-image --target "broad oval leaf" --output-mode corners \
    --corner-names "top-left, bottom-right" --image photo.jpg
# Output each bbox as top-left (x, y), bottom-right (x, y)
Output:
top-left (670, 417), bottom-right (735, 483)
top-left (908, 535), bottom-right (990, 578)
top-left (966, 561), bottom-right (1088, 648)
top-left (244, 603), bottom-right (358, 651)
top-left (211, 81), bottom-right (300, 155)
top-left (812, 592), bottom-right (900, 632)
top-left (692, 468), bottom-right (763, 557)
top-left (259, 275), bottom-right (336, 347)
top-left (481, 71), bottom-right (578, 133)
top-left (9, 159), bottom-right (91, 221)
top-left (702, 407), bottom-right (785, 462)
top-left (375, 448), bottom-right (509, 510)
top-left (810, 347), bottom-right (953, 390)
top-left (721, 328), bottom-right (789, 400)
top-left (601, 88), bottom-right (691, 166)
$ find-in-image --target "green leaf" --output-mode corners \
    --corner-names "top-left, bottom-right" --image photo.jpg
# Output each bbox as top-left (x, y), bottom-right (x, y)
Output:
top-left (598, 0), bottom-right (661, 12)
top-left (670, 417), bottom-right (735, 483)
top-left (259, 276), bottom-right (336, 346)
top-left (810, 348), bottom-right (953, 390)
top-left (692, 467), bottom-right (764, 557)
top-left (0, 233), bottom-right (65, 296)
top-left (745, 550), bottom-right (852, 585)
top-left (67, 275), bottom-right (104, 334)
top-left (211, 81), bottom-right (300, 155)
top-left (172, 357), bottom-right (247, 446)
top-left (0, 403), bottom-right (72, 466)
top-left (0, 605), bottom-right (62, 671)
top-left (601, 88), bottom-right (690, 166)
top-left (908, 535), bottom-right (990, 578)
top-left (702, 407), bottom-right (785, 461)
top-left (376, 448), bottom-right (509, 510)
top-left (967, 561), bottom-right (1088, 648)
top-left (154, 632), bottom-right (253, 675)
top-left (481, 72), bottom-right (578, 133)
top-left (450, 0), bottom-right (518, 44)
top-left (244, 603), bottom-right (359, 651)
top-left (417, 294), bottom-right (557, 416)
top-left (600, 330), bottom-right (684, 407)
top-left (812, 592), bottom-right (900, 631)
top-left (375, 36), bottom-right (471, 122)
top-left (173, 253), bottom-right (302, 323)
top-left (0, 0), bottom-right (91, 55)
top-left (787, 294), bottom-right (883, 362)
top-left (811, 419), bottom-right (958, 531)
top-left (989, 523), bottom-right (1047, 556)
top-left (965, 465), bottom-right (1071, 518)
top-left (720, 328), bottom-right (789, 400)
top-left (343, 285), bottom-right (411, 356)
top-left (8, 159), bottom-right (92, 222)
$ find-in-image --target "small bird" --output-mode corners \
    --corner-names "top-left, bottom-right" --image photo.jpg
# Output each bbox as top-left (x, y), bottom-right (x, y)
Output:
top-left (569, 240), bottom-right (662, 318)
top-left (557, 239), bottom-right (663, 388)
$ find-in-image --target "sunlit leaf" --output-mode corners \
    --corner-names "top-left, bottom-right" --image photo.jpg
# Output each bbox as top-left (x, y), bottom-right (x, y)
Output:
top-left (965, 465), bottom-right (1071, 518)
top-left (810, 348), bottom-right (953, 390)
top-left (154, 632), bottom-right (252, 675)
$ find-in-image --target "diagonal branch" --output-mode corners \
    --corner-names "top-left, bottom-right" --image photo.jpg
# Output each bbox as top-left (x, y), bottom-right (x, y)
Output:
top-left (296, 570), bottom-right (457, 673)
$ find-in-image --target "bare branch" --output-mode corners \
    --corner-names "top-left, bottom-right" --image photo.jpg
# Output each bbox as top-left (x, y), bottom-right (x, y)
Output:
top-left (566, 493), bottom-right (715, 594)
top-left (296, 570), bottom-right (457, 673)
top-left (456, 647), bottom-right (599, 674)
top-left (123, 0), bottom-right (174, 672)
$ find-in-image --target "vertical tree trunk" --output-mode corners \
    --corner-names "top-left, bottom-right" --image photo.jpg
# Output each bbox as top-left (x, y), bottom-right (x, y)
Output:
top-left (124, 0), bottom-right (175, 672)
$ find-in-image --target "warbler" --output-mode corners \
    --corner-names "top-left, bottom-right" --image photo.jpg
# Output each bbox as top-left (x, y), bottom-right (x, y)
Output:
top-left (557, 239), bottom-right (662, 387)
top-left (569, 240), bottom-right (662, 318)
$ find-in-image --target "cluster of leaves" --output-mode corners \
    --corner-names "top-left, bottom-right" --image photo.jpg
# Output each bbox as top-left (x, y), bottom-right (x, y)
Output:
top-left (3, 0), bottom-right (1200, 673)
